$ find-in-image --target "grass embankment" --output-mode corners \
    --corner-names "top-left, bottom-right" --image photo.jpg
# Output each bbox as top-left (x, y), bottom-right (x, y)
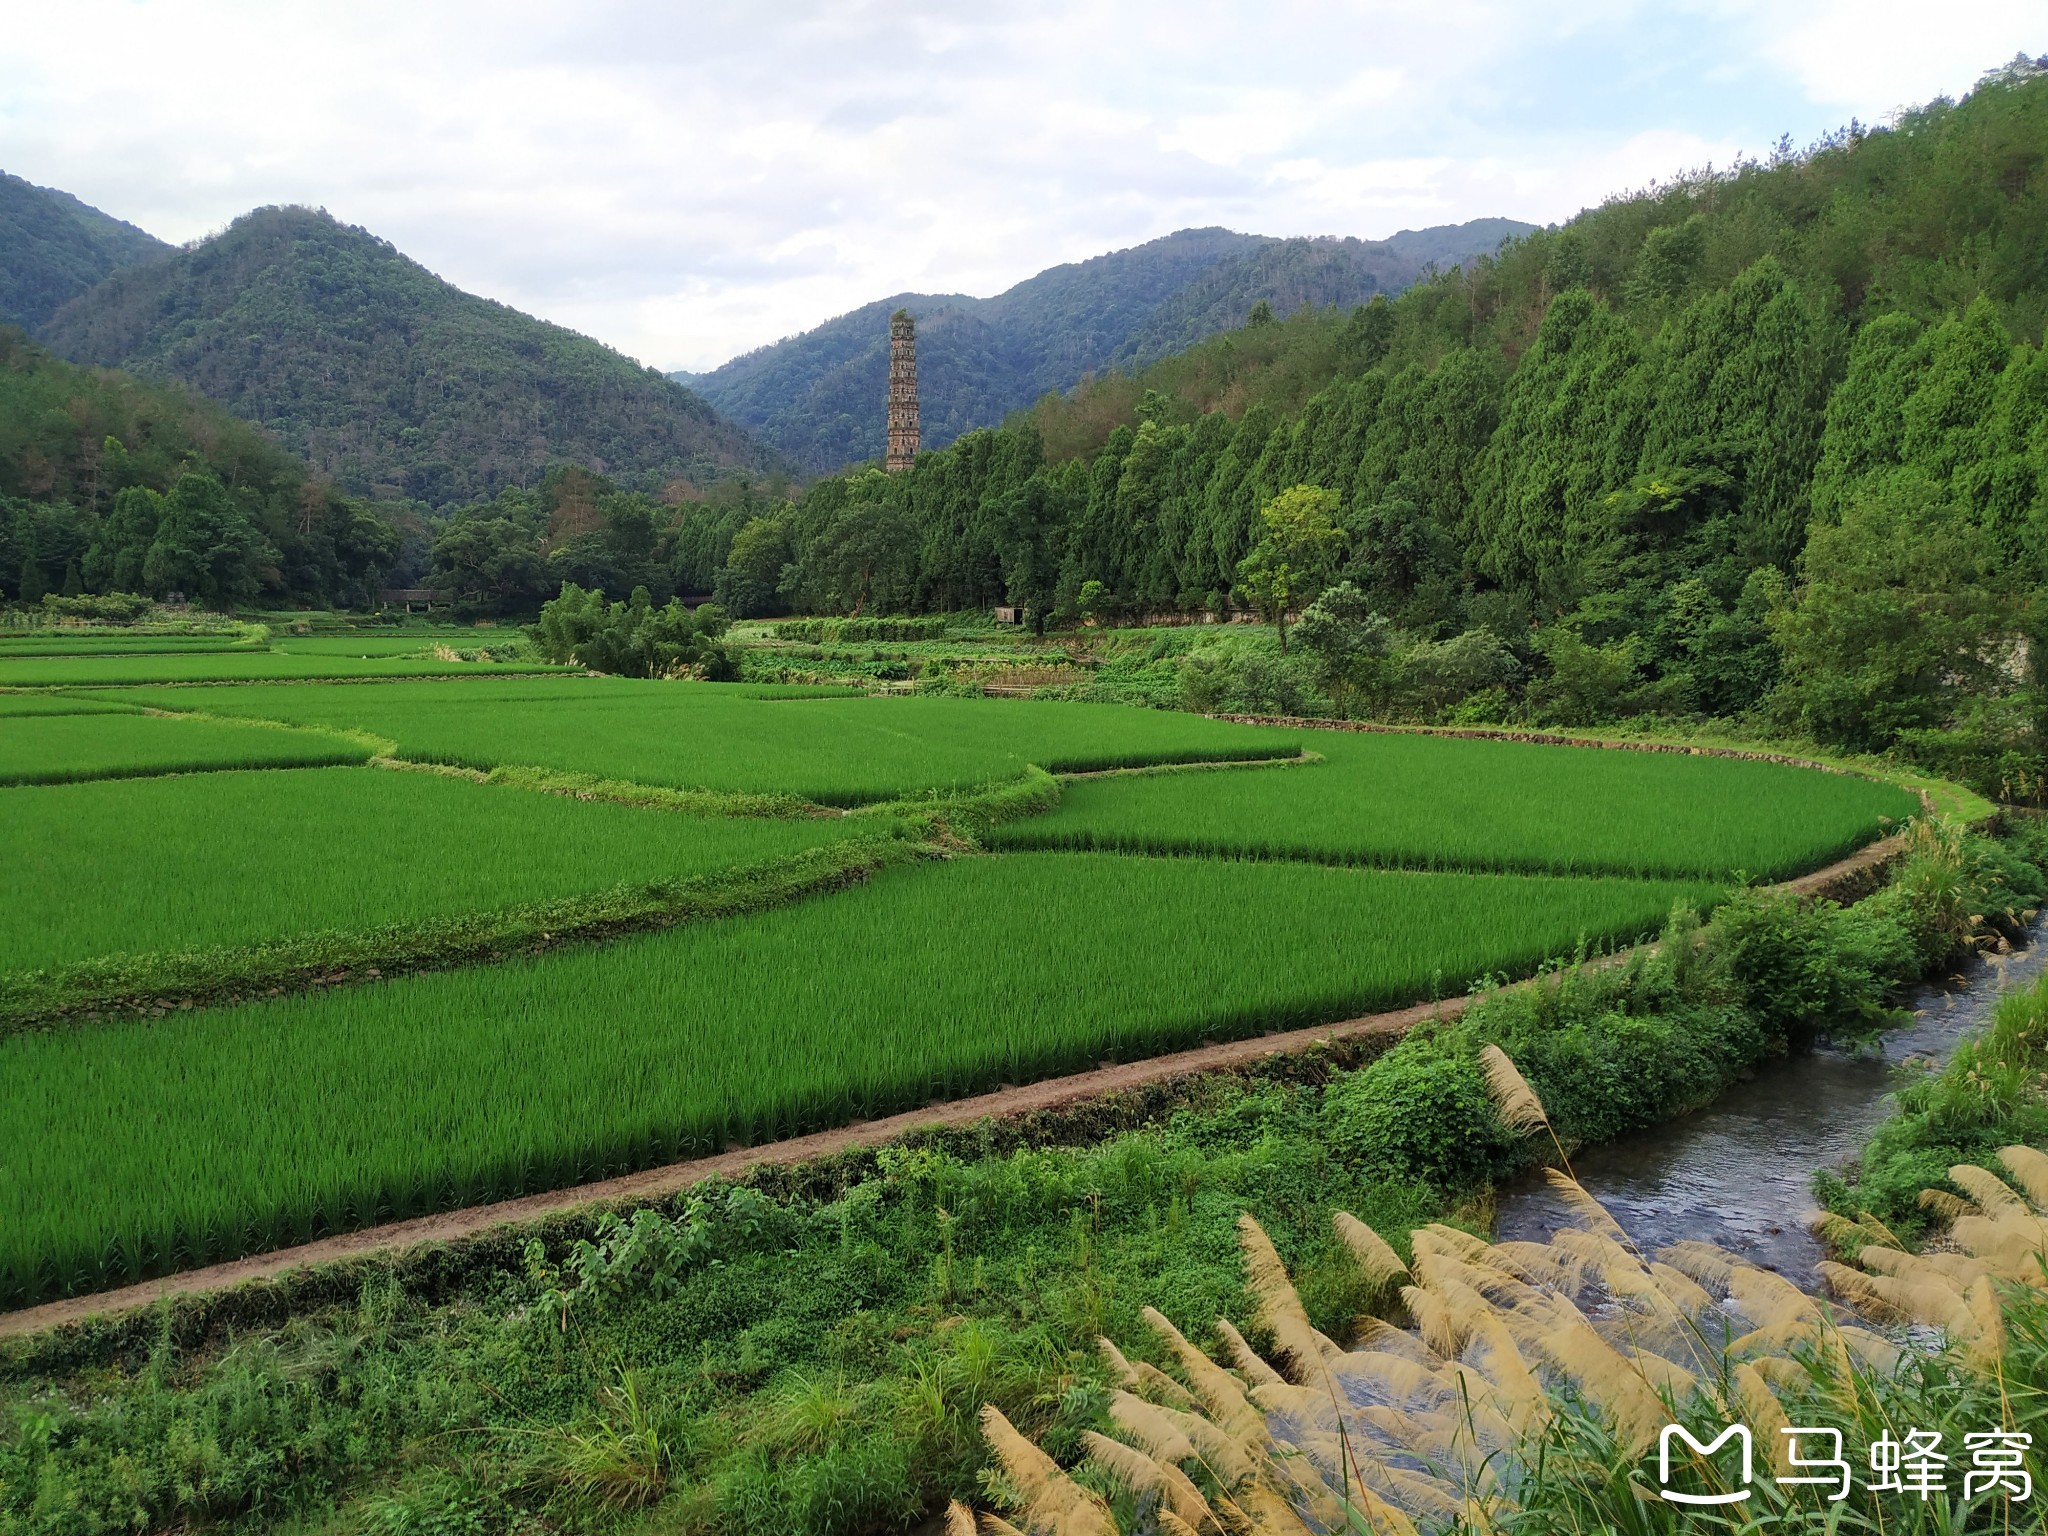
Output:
top-left (103, 679), bottom-right (1300, 803)
top-left (0, 652), bottom-right (570, 686)
top-left (0, 765), bottom-right (888, 988)
top-left (0, 712), bottom-right (372, 785)
top-left (2, 822), bottom-right (2028, 1536)
top-left (0, 853), bottom-right (1713, 1306)
top-left (991, 728), bottom-right (1921, 880)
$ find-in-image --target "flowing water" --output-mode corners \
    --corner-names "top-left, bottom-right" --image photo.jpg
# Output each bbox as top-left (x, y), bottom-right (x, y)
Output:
top-left (1493, 920), bottom-right (2048, 1286)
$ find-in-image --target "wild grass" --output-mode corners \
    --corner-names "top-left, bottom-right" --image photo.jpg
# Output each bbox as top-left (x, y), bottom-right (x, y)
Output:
top-left (968, 1073), bottom-right (2048, 1536)
top-left (0, 765), bottom-right (884, 976)
top-left (987, 729), bottom-right (1919, 879)
top-left (103, 679), bottom-right (1297, 804)
top-left (0, 712), bottom-right (372, 786)
top-left (0, 853), bottom-right (1716, 1304)
top-left (0, 651), bottom-right (569, 687)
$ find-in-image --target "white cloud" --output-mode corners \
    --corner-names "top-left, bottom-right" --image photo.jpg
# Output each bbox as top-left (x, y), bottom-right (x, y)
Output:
top-left (0, 2), bottom-right (2032, 371)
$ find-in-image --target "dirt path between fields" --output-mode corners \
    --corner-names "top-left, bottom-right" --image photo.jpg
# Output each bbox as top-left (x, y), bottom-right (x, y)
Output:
top-left (0, 828), bottom-right (1910, 1341)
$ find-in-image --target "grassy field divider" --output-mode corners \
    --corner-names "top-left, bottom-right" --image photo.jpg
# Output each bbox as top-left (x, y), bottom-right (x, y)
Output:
top-left (1055, 748), bottom-right (1321, 780)
top-left (0, 833), bottom-right (928, 1034)
top-left (850, 763), bottom-right (1064, 842)
top-left (472, 762), bottom-right (835, 820)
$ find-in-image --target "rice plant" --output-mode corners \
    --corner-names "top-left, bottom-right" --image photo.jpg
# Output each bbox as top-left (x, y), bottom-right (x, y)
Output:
top-left (102, 679), bottom-right (1301, 804)
top-left (988, 729), bottom-right (1918, 880)
top-left (0, 693), bottom-right (138, 716)
top-left (0, 651), bottom-right (569, 687)
top-left (0, 854), bottom-right (1717, 1305)
top-left (0, 765), bottom-right (877, 974)
top-left (0, 712), bottom-right (371, 786)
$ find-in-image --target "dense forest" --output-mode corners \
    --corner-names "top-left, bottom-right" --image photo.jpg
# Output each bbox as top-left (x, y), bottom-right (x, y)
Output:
top-left (0, 172), bottom-right (166, 332)
top-left (38, 206), bottom-right (777, 506)
top-left (680, 220), bottom-right (1532, 472)
top-left (0, 331), bottom-right (407, 608)
top-left (692, 58), bottom-right (2048, 789)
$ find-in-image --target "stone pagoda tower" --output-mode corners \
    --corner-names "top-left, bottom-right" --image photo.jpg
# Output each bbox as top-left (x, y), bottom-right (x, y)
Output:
top-left (885, 308), bottom-right (920, 473)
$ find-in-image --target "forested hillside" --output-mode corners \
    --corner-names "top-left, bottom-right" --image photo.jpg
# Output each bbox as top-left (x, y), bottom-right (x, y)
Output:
top-left (0, 173), bottom-right (167, 332)
top-left (681, 220), bottom-right (1531, 472)
top-left (716, 58), bottom-right (2048, 792)
top-left (0, 331), bottom-right (406, 608)
top-left (38, 206), bottom-right (777, 506)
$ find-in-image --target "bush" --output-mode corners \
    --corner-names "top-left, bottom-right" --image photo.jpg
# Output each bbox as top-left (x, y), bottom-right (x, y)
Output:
top-left (537, 582), bottom-right (734, 679)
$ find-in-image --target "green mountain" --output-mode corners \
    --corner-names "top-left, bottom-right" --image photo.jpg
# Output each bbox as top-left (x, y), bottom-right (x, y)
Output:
top-left (39, 205), bottom-right (776, 506)
top-left (677, 221), bottom-right (1534, 473)
top-left (0, 171), bottom-right (169, 331)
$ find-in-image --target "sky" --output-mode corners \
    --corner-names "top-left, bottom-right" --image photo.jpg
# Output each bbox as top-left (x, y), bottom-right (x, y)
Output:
top-left (2, 2), bottom-right (2040, 373)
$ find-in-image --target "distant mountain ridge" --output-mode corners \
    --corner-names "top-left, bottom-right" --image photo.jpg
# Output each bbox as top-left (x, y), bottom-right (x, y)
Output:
top-left (677, 219), bottom-right (1536, 472)
top-left (0, 172), bottom-right (170, 331)
top-left (38, 205), bottom-right (777, 506)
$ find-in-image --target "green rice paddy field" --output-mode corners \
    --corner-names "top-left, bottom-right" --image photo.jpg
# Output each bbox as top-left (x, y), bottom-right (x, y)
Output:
top-left (270, 631), bottom-right (525, 656)
top-left (0, 713), bottom-right (371, 785)
top-left (0, 853), bottom-right (1719, 1303)
top-left (0, 651), bottom-right (569, 687)
top-left (103, 679), bottom-right (1302, 803)
top-left (988, 731), bottom-right (1920, 880)
top-left (0, 767), bottom-right (877, 975)
top-left (0, 658), bottom-right (1929, 1309)
top-left (0, 694), bottom-right (138, 717)
top-left (0, 634), bottom-right (256, 655)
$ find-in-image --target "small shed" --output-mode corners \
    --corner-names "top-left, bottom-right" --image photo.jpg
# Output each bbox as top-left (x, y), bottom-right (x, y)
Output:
top-left (993, 605), bottom-right (1025, 625)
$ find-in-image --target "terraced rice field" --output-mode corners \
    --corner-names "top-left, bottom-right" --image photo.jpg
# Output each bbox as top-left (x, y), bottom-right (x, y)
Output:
top-left (270, 632), bottom-right (522, 656)
top-left (104, 679), bottom-right (1300, 803)
top-left (0, 634), bottom-right (257, 654)
top-left (0, 635), bottom-right (1930, 1311)
top-left (0, 767), bottom-right (879, 975)
top-left (0, 651), bottom-right (570, 687)
top-left (0, 852), bottom-right (1719, 1304)
top-left (987, 731), bottom-right (1918, 880)
top-left (0, 712), bottom-right (372, 785)
top-left (0, 694), bottom-right (139, 717)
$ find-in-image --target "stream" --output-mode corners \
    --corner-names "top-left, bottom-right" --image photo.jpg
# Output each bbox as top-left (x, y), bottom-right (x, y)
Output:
top-left (1493, 917), bottom-right (2048, 1284)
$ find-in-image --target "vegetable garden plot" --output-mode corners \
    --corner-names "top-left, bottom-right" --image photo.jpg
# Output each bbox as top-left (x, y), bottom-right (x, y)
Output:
top-left (986, 730), bottom-right (1918, 881)
top-left (0, 766), bottom-right (880, 975)
top-left (0, 651), bottom-right (570, 687)
top-left (0, 713), bottom-right (371, 786)
top-left (106, 679), bottom-right (1299, 803)
top-left (0, 852), bottom-right (1718, 1303)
